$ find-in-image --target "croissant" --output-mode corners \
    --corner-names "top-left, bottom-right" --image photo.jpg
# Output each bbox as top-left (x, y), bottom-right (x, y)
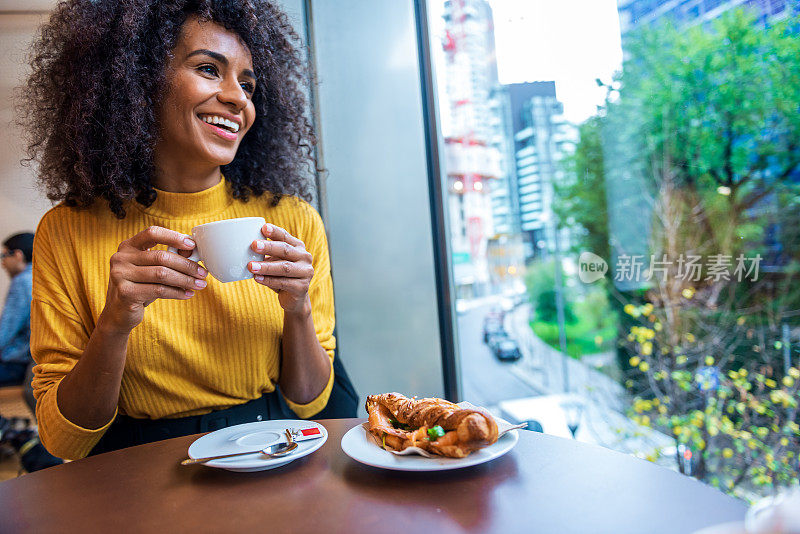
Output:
top-left (365, 393), bottom-right (499, 458)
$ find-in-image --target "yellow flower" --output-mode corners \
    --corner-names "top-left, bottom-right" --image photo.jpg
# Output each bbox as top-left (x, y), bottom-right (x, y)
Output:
top-left (682, 288), bottom-right (695, 299)
top-left (747, 439), bottom-right (757, 450)
top-left (705, 356), bottom-right (714, 366)
top-left (624, 304), bottom-right (637, 316)
top-left (765, 378), bottom-right (777, 389)
top-left (697, 439), bottom-right (706, 450)
top-left (639, 361), bottom-right (650, 372)
top-left (783, 376), bottom-right (795, 388)
top-left (677, 355), bottom-right (688, 365)
top-left (722, 448), bottom-right (733, 458)
top-left (641, 342), bottom-right (653, 356)
top-left (736, 316), bottom-right (745, 326)
top-left (739, 369), bottom-right (748, 378)
top-left (780, 437), bottom-right (789, 447)
top-left (685, 333), bottom-right (696, 343)
top-left (629, 356), bottom-right (640, 367)
top-left (642, 303), bottom-right (654, 316)
top-left (789, 367), bottom-right (800, 380)
top-left (654, 322), bottom-right (663, 332)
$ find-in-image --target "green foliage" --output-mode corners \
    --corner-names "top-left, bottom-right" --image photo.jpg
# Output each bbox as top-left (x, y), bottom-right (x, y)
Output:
top-left (624, 304), bottom-right (800, 498)
top-left (532, 295), bottom-right (616, 360)
top-left (606, 8), bottom-right (800, 257)
top-left (555, 116), bottom-right (610, 260)
top-left (601, 8), bottom-right (800, 499)
top-left (524, 259), bottom-right (575, 324)
top-left (524, 258), bottom-right (555, 303)
top-left (535, 289), bottom-right (576, 324)
top-left (526, 257), bottom-right (617, 358)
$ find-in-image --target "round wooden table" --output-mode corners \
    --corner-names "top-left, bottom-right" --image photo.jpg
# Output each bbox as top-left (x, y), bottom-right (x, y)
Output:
top-left (0, 418), bottom-right (746, 533)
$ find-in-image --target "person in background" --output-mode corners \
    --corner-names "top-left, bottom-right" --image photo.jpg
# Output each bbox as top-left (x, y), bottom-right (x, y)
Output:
top-left (0, 232), bottom-right (34, 387)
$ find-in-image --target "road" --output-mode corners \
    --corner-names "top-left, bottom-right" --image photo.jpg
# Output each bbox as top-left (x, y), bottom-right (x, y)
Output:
top-left (456, 298), bottom-right (541, 410)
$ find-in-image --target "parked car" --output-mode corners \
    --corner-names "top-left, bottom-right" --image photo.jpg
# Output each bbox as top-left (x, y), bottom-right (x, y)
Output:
top-left (486, 332), bottom-right (509, 352)
top-left (493, 338), bottom-right (522, 362)
top-left (482, 320), bottom-right (505, 343)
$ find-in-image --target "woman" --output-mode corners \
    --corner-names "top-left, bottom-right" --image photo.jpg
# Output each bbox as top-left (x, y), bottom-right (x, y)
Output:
top-left (22, 0), bottom-right (343, 460)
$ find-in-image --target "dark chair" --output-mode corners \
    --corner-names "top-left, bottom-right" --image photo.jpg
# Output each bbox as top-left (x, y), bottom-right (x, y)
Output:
top-left (314, 354), bottom-right (359, 419)
top-left (23, 363), bottom-right (36, 415)
top-left (276, 351), bottom-right (359, 419)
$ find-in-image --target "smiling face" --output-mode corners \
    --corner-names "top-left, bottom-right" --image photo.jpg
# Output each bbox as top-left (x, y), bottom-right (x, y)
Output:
top-left (154, 16), bottom-right (257, 183)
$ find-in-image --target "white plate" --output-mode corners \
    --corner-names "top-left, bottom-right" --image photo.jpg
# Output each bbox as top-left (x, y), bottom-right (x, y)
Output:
top-left (187, 420), bottom-right (328, 472)
top-left (340, 423), bottom-right (519, 472)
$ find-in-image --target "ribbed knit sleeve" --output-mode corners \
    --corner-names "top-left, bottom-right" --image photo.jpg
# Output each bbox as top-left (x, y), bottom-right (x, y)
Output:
top-left (31, 209), bottom-right (116, 460)
top-left (280, 199), bottom-right (336, 418)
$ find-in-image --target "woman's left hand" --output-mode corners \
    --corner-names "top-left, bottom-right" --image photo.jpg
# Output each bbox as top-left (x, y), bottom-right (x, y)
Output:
top-left (249, 223), bottom-right (314, 316)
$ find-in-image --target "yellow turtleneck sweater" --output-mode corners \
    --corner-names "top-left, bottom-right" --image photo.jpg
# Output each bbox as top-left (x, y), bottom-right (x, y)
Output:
top-left (30, 179), bottom-right (336, 460)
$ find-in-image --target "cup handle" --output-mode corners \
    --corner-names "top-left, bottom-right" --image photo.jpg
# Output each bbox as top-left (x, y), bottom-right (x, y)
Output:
top-left (167, 245), bottom-right (201, 263)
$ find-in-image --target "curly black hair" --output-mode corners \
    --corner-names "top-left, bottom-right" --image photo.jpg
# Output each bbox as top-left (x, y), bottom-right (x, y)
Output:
top-left (20, 0), bottom-right (315, 218)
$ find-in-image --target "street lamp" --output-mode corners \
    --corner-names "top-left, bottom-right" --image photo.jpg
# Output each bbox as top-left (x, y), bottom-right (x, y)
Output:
top-left (561, 399), bottom-right (584, 439)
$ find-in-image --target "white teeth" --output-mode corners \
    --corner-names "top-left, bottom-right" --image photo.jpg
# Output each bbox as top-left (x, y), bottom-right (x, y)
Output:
top-left (200, 115), bottom-right (240, 133)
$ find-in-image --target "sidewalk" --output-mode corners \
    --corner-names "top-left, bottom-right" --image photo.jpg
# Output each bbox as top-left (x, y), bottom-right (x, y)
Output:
top-left (501, 303), bottom-right (676, 466)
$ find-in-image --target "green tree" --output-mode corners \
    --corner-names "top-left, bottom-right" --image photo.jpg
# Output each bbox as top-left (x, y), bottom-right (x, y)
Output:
top-left (606, 9), bottom-right (800, 258)
top-left (555, 116), bottom-right (610, 261)
top-left (602, 8), bottom-right (800, 498)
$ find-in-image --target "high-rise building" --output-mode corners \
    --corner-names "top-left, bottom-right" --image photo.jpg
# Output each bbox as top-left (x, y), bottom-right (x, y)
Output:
top-left (618, 0), bottom-right (795, 34)
top-left (440, 0), bottom-right (504, 298)
top-left (494, 82), bottom-right (575, 260)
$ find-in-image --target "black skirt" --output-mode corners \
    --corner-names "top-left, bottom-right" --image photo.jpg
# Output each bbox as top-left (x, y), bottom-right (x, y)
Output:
top-left (88, 392), bottom-right (285, 456)
top-left (88, 354), bottom-right (359, 456)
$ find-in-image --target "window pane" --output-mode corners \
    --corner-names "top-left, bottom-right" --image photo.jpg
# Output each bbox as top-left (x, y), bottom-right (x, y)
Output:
top-left (428, 0), bottom-right (800, 500)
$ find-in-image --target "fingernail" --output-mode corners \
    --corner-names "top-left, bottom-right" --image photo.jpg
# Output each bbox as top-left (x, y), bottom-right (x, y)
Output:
top-left (184, 237), bottom-right (195, 247)
top-left (195, 279), bottom-right (207, 289)
top-left (185, 290), bottom-right (195, 297)
top-left (264, 224), bottom-right (272, 235)
top-left (197, 266), bottom-right (207, 276)
top-left (255, 275), bottom-right (264, 282)
top-left (250, 261), bottom-right (260, 272)
top-left (255, 241), bottom-right (265, 252)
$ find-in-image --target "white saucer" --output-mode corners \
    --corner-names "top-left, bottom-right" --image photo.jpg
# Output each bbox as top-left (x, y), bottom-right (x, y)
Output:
top-left (187, 420), bottom-right (327, 472)
top-left (340, 423), bottom-right (519, 472)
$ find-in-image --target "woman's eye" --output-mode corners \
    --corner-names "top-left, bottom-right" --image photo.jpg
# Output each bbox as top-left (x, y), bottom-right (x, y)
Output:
top-left (240, 82), bottom-right (255, 94)
top-left (197, 64), bottom-right (218, 77)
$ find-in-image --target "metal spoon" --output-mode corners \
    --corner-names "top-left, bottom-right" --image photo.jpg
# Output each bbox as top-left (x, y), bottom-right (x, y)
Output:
top-left (181, 440), bottom-right (299, 466)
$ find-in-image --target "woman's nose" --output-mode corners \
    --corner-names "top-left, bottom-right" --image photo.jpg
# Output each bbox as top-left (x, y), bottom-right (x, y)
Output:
top-left (217, 80), bottom-right (248, 111)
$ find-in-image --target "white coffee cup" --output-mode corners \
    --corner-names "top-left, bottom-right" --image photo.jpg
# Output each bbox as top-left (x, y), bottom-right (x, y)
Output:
top-left (168, 217), bottom-right (265, 283)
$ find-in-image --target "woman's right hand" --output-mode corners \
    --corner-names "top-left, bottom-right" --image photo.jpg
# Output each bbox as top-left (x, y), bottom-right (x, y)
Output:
top-left (100, 226), bottom-right (208, 334)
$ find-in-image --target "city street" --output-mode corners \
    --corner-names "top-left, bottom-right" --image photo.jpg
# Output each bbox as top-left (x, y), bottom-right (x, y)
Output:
top-left (457, 298), bottom-right (542, 409)
top-left (456, 296), bottom-right (675, 463)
